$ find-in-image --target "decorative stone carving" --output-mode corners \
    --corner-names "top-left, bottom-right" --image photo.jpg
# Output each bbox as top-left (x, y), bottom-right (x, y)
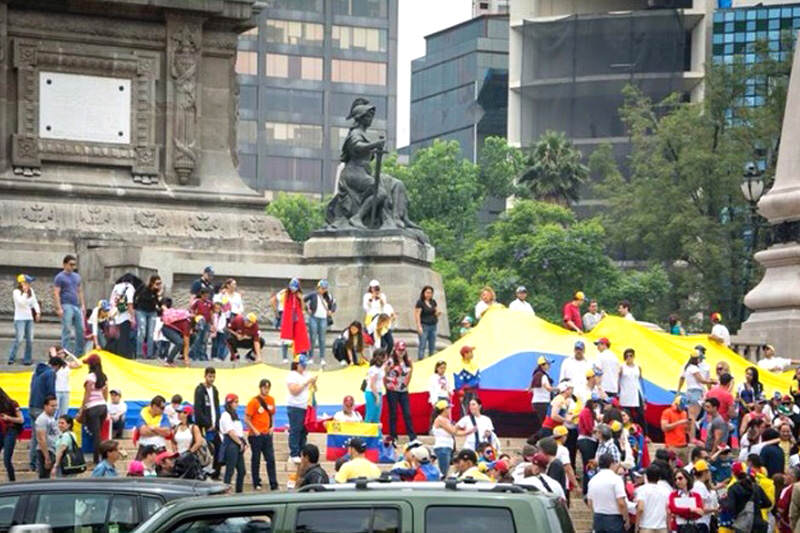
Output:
top-left (188, 214), bottom-right (220, 235)
top-left (169, 21), bottom-right (201, 184)
top-left (9, 11), bottom-right (166, 46)
top-left (20, 203), bottom-right (54, 225)
top-left (242, 216), bottom-right (285, 240)
top-left (133, 210), bottom-right (165, 231)
top-left (79, 206), bottom-right (111, 227)
top-left (203, 31), bottom-right (237, 51)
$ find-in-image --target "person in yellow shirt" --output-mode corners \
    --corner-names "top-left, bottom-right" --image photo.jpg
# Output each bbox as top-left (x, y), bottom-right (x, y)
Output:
top-left (334, 437), bottom-right (381, 483)
top-left (455, 449), bottom-right (492, 481)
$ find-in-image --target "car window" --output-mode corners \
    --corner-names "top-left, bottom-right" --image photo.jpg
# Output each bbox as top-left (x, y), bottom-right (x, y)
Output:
top-left (142, 496), bottom-right (164, 522)
top-left (108, 495), bottom-right (139, 533)
top-left (172, 513), bottom-right (272, 532)
top-left (295, 508), bottom-right (400, 533)
top-left (0, 495), bottom-right (19, 528)
top-left (426, 506), bottom-right (515, 533)
top-left (35, 493), bottom-right (111, 533)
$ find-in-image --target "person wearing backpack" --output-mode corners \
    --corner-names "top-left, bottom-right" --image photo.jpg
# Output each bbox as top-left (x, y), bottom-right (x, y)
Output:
top-left (107, 273), bottom-right (140, 358)
top-left (52, 414), bottom-right (85, 477)
top-left (726, 462), bottom-right (771, 533)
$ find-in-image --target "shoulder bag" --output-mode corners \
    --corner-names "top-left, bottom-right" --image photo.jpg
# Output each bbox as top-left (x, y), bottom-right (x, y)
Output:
top-left (60, 433), bottom-right (87, 475)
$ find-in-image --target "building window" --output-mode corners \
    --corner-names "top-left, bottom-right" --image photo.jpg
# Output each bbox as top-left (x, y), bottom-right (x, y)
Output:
top-left (331, 126), bottom-right (385, 152)
top-left (266, 0), bottom-right (322, 10)
top-left (266, 53), bottom-right (323, 80)
top-left (332, 25), bottom-right (387, 52)
top-left (332, 0), bottom-right (387, 18)
top-left (264, 156), bottom-right (323, 189)
top-left (241, 27), bottom-right (258, 40)
top-left (238, 120), bottom-right (258, 145)
top-left (331, 59), bottom-right (386, 85)
top-left (266, 121), bottom-right (323, 148)
top-left (235, 51), bottom-right (258, 75)
top-left (266, 19), bottom-right (324, 47)
top-left (264, 88), bottom-right (324, 115)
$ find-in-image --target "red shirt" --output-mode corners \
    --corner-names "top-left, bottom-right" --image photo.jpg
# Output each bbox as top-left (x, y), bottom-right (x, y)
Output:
top-left (229, 314), bottom-right (259, 338)
top-left (191, 298), bottom-right (213, 322)
top-left (562, 302), bottom-right (582, 331)
top-left (578, 407), bottom-right (595, 437)
top-left (706, 385), bottom-right (735, 421)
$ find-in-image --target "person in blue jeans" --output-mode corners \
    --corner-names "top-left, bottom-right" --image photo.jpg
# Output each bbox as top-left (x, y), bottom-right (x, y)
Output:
top-left (53, 255), bottom-right (85, 357)
top-left (8, 274), bottom-right (40, 365)
top-left (134, 275), bottom-right (163, 359)
top-left (414, 285), bottom-right (440, 361)
top-left (364, 349), bottom-right (387, 423)
top-left (304, 280), bottom-right (336, 367)
top-left (0, 387), bottom-right (24, 481)
top-left (286, 356), bottom-right (316, 462)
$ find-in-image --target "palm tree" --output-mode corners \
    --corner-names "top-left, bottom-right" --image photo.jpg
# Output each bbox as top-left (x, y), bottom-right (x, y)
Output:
top-left (519, 131), bottom-right (589, 206)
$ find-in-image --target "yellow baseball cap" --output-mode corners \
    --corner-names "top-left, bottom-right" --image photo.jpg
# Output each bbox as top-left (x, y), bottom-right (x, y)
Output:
top-left (693, 459), bottom-right (709, 473)
top-left (537, 356), bottom-right (553, 366)
top-left (574, 291), bottom-right (585, 300)
top-left (553, 425), bottom-right (568, 438)
top-left (610, 420), bottom-right (623, 432)
top-left (585, 369), bottom-right (595, 378)
top-left (246, 312), bottom-right (258, 323)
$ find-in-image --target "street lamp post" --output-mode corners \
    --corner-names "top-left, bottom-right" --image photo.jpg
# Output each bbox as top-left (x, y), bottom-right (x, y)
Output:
top-left (739, 162), bottom-right (766, 324)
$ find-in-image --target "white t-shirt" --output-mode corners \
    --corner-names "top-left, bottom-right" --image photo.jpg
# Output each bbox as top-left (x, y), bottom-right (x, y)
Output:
top-left (624, 312), bottom-right (636, 321)
top-left (205, 386), bottom-right (217, 428)
top-left (456, 414), bottom-right (495, 451)
top-left (228, 292), bottom-right (244, 316)
top-left (334, 410), bottom-right (363, 422)
top-left (635, 482), bottom-right (671, 529)
top-left (164, 404), bottom-right (180, 427)
top-left (313, 295), bottom-right (329, 319)
top-left (55, 367), bottom-right (70, 393)
top-left (367, 365), bottom-right (385, 395)
top-left (619, 364), bottom-right (641, 408)
top-left (12, 288), bottom-right (40, 321)
top-left (759, 356), bottom-right (793, 372)
top-left (587, 468), bottom-right (626, 515)
top-left (286, 371), bottom-right (310, 408)
top-left (556, 443), bottom-right (571, 466)
top-left (711, 323), bottom-right (731, 346)
top-left (683, 364), bottom-right (703, 391)
top-left (110, 282), bottom-right (135, 324)
top-left (219, 411), bottom-right (244, 438)
top-left (692, 480), bottom-right (716, 526)
top-left (474, 300), bottom-right (489, 320)
top-left (532, 373), bottom-right (551, 403)
top-left (363, 292), bottom-right (388, 316)
top-left (428, 373), bottom-right (453, 405)
top-left (518, 474), bottom-right (566, 499)
top-left (558, 357), bottom-right (593, 389)
top-left (508, 299), bottom-right (534, 314)
top-left (597, 351), bottom-right (620, 393)
top-left (107, 400), bottom-right (127, 421)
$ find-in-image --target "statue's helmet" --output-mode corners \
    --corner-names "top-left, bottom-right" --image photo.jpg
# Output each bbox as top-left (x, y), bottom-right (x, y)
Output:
top-left (346, 97), bottom-right (376, 121)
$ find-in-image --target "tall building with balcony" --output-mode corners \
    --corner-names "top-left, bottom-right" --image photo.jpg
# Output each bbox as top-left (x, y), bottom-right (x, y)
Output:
top-left (508, 0), bottom-right (714, 200)
top-left (235, 0), bottom-right (397, 197)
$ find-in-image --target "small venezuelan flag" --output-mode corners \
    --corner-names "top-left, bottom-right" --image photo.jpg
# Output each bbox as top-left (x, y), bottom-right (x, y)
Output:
top-left (325, 421), bottom-right (381, 462)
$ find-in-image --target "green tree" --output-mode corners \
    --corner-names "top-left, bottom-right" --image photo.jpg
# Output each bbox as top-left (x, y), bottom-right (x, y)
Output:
top-left (478, 136), bottom-right (525, 199)
top-left (591, 44), bottom-right (790, 330)
top-left (519, 130), bottom-right (589, 205)
top-left (265, 192), bottom-right (326, 242)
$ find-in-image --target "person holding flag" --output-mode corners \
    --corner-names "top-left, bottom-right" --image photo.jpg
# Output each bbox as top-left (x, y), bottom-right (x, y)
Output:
top-left (455, 345), bottom-right (480, 417)
top-left (279, 278), bottom-right (310, 362)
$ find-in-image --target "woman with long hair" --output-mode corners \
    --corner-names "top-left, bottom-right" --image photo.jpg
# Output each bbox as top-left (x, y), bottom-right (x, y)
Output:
top-left (383, 341), bottom-right (416, 442)
top-left (676, 353), bottom-right (716, 442)
top-left (364, 349), bottom-right (387, 423)
top-left (528, 356), bottom-right (553, 434)
top-left (737, 366), bottom-right (764, 415)
top-left (415, 285), bottom-right (441, 361)
top-left (52, 414), bottom-right (79, 478)
top-left (81, 353), bottom-right (109, 464)
top-left (428, 360), bottom-right (453, 407)
top-left (430, 400), bottom-right (475, 478)
top-left (619, 348), bottom-right (646, 430)
top-left (219, 394), bottom-right (246, 493)
top-left (134, 274), bottom-right (163, 359)
top-left (343, 321), bottom-right (364, 365)
top-left (220, 278), bottom-right (243, 318)
top-left (668, 314), bottom-right (685, 336)
top-left (8, 273), bottom-right (40, 365)
top-left (667, 468), bottom-right (704, 533)
top-left (474, 286), bottom-right (498, 321)
top-left (0, 387), bottom-right (23, 481)
top-left (173, 404), bottom-right (205, 455)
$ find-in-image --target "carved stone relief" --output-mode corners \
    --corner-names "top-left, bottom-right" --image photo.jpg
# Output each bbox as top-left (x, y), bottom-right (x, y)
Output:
top-left (168, 21), bottom-right (202, 184)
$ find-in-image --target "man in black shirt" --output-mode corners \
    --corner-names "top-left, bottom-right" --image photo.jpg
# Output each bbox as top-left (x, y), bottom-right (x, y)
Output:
top-left (757, 428), bottom-right (785, 477)
top-left (296, 444), bottom-right (330, 488)
top-left (194, 367), bottom-right (221, 478)
top-left (190, 266), bottom-right (215, 297)
top-left (538, 437), bottom-right (567, 495)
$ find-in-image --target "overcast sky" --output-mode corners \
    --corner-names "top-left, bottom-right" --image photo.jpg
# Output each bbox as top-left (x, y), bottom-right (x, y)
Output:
top-left (396, 0), bottom-right (472, 147)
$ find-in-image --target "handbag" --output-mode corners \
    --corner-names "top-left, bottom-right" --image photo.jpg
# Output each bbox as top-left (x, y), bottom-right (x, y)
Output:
top-left (732, 487), bottom-right (757, 533)
top-left (60, 433), bottom-right (87, 475)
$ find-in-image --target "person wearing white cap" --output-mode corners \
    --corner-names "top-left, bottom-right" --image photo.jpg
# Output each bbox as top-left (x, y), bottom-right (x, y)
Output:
top-left (508, 286), bottom-right (535, 314)
top-left (8, 273), bottom-right (40, 365)
top-left (363, 279), bottom-right (388, 321)
top-left (758, 344), bottom-right (800, 373)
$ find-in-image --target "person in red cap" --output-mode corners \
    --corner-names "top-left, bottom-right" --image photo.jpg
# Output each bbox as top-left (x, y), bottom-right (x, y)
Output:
top-left (455, 345), bottom-right (480, 417)
top-left (155, 450), bottom-right (179, 476)
top-left (518, 452), bottom-right (565, 499)
top-left (219, 393), bottom-right (247, 492)
top-left (384, 340), bottom-right (416, 443)
top-left (173, 404), bottom-right (204, 456)
top-left (334, 395), bottom-right (362, 422)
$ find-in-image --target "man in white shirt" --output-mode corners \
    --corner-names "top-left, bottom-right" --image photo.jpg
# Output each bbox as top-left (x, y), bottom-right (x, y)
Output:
top-left (635, 464), bottom-right (671, 533)
top-left (617, 300), bottom-right (635, 321)
top-left (333, 395), bottom-right (363, 422)
top-left (594, 338), bottom-right (620, 397)
top-left (518, 452), bottom-right (566, 500)
top-left (108, 389), bottom-right (128, 439)
top-left (558, 340), bottom-right (593, 387)
top-left (508, 286), bottom-right (535, 314)
top-left (582, 300), bottom-right (605, 332)
top-left (758, 344), bottom-right (800, 372)
top-left (709, 312), bottom-right (730, 346)
top-left (587, 453), bottom-right (630, 532)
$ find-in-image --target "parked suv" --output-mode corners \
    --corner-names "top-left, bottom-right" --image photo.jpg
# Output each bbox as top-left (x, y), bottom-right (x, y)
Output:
top-left (0, 478), bottom-right (228, 533)
top-left (134, 480), bottom-right (575, 533)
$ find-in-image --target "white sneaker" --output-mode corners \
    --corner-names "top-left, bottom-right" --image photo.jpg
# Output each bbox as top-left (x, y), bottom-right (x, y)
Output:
top-left (339, 360), bottom-right (347, 366)
top-left (282, 357), bottom-right (289, 364)
top-left (320, 359), bottom-right (326, 367)
top-left (290, 456), bottom-right (301, 464)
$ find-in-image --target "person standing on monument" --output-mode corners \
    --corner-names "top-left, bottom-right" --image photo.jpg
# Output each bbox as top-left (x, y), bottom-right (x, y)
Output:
top-left (8, 273), bottom-right (40, 365)
top-left (278, 279), bottom-right (311, 362)
top-left (191, 266), bottom-right (215, 299)
top-left (562, 291), bottom-right (585, 333)
top-left (134, 275), bottom-right (163, 360)
top-left (708, 312), bottom-right (731, 347)
top-left (414, 285), bottom-right (441, 360)
top-left (107, 273), bottom-right (138, 358)
top-left (53, 255), bottom-right (86, 357)
top-left (304, 279), bottom-right (336, 367)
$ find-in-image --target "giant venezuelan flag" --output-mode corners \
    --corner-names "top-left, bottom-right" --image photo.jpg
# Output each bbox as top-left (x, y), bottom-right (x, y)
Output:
top-left (0, 309), bottom-right (792, 441)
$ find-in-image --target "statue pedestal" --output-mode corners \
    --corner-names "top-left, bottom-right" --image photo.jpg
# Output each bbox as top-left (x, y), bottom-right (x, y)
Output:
top-left (303, 232), bottom-right (450, 343)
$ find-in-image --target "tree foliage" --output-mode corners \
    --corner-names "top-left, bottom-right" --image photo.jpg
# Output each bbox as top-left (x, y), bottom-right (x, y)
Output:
top-left (265, 192), bottom-right (326, 242)
top-left (519, 130), bottom-right (589, 205)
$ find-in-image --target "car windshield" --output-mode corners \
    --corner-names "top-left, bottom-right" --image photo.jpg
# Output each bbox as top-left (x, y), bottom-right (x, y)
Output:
top-left (131, 501), bottom-right (177, 533)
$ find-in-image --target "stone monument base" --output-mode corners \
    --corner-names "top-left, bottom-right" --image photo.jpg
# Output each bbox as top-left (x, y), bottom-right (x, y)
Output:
top-left (304, 232), bottom-right (450, 348)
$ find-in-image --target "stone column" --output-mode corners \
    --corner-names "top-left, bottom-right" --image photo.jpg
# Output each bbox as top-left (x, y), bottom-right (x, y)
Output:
top-left (736, 37), bottom-right (800, 357)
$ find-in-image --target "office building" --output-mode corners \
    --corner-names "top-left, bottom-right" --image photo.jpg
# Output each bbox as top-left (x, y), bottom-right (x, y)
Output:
top-left (508, 1), bottom-right (713, 191)
top-left (473, 0), bottom-right (510, 17)
top-left (409, 15), bottom-right (509, 163)
top-left (235, 0), bottom-right (397, 196)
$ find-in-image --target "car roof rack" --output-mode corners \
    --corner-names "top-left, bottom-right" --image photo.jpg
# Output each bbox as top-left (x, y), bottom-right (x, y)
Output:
top-left (297, 481), bottom-right (535, 494)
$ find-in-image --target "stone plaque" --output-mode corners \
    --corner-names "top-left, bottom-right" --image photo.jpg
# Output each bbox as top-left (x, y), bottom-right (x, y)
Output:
top-left (39, 71), bottom-right (131, 144)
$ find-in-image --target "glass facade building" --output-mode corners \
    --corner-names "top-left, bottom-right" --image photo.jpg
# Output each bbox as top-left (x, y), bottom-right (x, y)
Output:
top-left (235, 0), bottom-right (397, 196)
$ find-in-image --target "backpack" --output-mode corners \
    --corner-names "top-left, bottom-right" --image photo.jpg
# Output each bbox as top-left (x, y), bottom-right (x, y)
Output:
top-left (732, 486), bottom-right (758, 533)
top-left (332, 337), bottom-right (347, 362)
top-left (60, 433), bottom-right (87, 475)
top-left (162, 307), bottom-right (191, 326)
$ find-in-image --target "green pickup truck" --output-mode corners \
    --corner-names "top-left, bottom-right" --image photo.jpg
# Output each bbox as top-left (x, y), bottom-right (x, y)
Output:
top-left (133, 480), bottom-right (575, 533)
